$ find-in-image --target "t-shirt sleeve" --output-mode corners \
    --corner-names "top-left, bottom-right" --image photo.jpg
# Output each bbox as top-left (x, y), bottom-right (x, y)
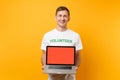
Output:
top-left (75, 34), bottom-right (83, 51)
top-left (41, 35), bottom-right (47, 51)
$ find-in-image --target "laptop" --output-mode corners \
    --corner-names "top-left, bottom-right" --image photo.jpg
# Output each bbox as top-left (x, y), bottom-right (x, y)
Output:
top-left (43, 46), bottom-right (76, 74)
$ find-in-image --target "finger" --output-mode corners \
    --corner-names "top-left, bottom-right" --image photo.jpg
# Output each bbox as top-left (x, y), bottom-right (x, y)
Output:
top-left (42, 66), bottom-right (44, 70)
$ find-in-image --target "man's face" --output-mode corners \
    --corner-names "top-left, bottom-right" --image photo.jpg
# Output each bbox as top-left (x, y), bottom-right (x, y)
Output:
top-left (55, 10), bottom-right (70, 28)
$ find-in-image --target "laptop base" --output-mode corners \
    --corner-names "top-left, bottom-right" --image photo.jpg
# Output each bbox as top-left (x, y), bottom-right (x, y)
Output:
top-left (43, 65), bottom-right (76, 74)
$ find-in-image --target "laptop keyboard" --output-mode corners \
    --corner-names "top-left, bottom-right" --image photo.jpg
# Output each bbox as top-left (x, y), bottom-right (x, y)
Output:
top-left (48, 66), bottom-right (72, 69)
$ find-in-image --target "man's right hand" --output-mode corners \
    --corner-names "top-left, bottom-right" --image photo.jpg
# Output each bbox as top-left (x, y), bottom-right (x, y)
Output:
top-left (42, 65), bottom-right (45, 70)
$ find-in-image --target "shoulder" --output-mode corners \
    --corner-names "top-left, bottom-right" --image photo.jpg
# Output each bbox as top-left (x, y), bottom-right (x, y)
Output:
top-left (43, 29), bottom-right (56, 37)
top-left (68, 29), bottom-right (80, 37)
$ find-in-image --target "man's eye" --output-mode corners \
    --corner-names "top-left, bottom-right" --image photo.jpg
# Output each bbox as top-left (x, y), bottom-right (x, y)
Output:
top-left (59, 15), bottom-right (62, 17)
top-left (64, 15), bottom-right (67, 17)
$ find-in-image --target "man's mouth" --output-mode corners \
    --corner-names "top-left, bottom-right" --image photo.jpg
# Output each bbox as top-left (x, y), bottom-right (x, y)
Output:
top-left (60, 21), bottom-right (65, 24)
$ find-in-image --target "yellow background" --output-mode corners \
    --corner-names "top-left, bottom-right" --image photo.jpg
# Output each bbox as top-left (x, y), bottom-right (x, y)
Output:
top-left (0, 0), bottom-right (120, 80)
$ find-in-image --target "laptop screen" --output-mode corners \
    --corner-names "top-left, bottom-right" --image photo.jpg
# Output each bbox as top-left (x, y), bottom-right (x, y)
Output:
top-left (46, 46), bottom-right (75, 65)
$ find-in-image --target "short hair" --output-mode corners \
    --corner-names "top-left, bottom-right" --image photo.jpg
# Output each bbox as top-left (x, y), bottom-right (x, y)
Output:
top-left (55, 6), bottom-right (70, 16)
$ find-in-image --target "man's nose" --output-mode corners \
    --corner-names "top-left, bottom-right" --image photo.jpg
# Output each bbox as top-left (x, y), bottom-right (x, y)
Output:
top-left (61, 16), bottom-right (65, 20)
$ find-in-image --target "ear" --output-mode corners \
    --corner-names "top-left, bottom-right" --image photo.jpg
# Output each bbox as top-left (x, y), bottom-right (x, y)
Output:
top-left (54, 16), bottom-right (57, 21)
top-left (68, 17), bottom-right (70, 21)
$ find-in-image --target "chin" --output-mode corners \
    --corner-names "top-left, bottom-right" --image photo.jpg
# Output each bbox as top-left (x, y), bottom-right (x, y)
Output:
top-left (59, 25), bottom-right (66, 28)
top-left (59, 24), bottom-right (66, 28)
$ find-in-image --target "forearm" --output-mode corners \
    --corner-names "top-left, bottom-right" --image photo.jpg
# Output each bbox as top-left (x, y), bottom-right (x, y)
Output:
top-left (75, 51), bottom-right (81, 67)
top-left (41, 51), bottom-right (46, 66)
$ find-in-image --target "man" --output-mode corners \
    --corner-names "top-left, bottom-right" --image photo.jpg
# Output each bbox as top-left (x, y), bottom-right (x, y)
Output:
top-left (41, 6), bottom-right (83, 80)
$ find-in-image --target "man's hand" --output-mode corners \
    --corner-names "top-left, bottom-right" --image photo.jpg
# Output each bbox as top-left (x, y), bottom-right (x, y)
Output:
top-left (42, 65), bottom-right (45, 70)
top-left (75, 66), bottom-right (78, 70)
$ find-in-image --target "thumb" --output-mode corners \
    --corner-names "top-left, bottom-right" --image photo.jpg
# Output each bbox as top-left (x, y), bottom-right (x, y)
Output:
top-left (42, 65), bottom-right (45, 70)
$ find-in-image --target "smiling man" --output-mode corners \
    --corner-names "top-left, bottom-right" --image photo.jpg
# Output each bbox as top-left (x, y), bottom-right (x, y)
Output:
top-left (41, 6), bottom-right (83, 80)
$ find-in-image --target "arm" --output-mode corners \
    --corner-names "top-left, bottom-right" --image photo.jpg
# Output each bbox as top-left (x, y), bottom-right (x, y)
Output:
top-left (41, 50), bottom-right (46, 69)
top-left (75, 50), bottom-right (81, 69)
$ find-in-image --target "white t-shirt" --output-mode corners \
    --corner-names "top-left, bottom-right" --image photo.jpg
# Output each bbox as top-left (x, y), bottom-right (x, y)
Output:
top-left (41, 29), bottom-right (83, 51)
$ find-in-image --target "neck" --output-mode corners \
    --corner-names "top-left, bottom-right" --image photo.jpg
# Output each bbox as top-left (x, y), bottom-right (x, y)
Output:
top-left (56, 26), bottom-right (68, 32)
